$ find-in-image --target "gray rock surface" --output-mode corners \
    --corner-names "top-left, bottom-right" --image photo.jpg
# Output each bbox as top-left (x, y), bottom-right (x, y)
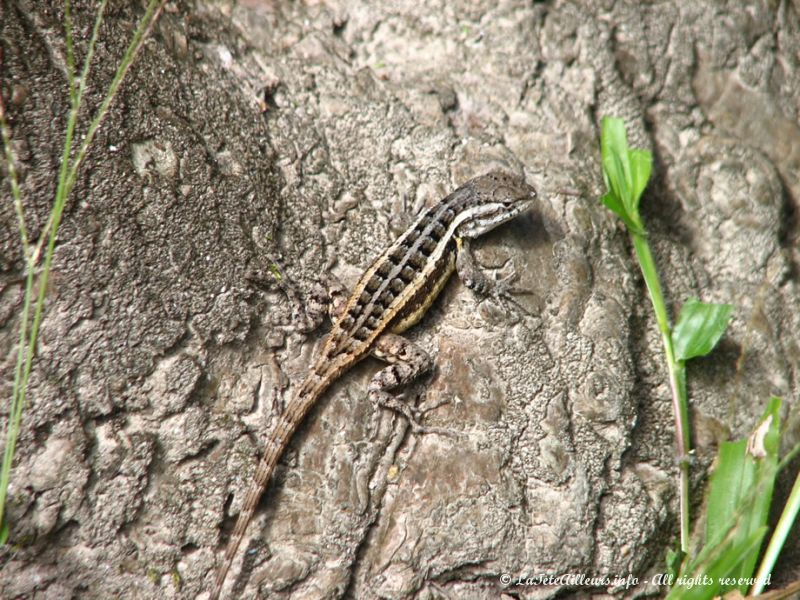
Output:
top-left (1, 0), bottom-right (798, 598)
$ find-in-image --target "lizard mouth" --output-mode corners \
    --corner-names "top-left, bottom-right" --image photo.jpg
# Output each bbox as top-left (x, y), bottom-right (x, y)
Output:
top-left (511, 196), bottom-right (535, 216)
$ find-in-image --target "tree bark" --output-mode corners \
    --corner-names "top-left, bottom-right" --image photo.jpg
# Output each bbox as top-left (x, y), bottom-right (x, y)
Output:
top-left (1, 0), bottom-right (799, 598)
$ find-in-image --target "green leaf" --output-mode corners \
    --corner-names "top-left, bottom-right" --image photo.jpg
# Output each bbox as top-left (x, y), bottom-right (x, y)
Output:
top-left (696, 399), bottom-right (781, 594)
top-left (704, 438), bottom-right (751, 547)
top-left (0, 516), bottom-right (8, 545)
top-left (629, 148), bottom-right (652, 212)
top-left (667, 524), bottom-right (769, 600)
top-left (600, 118), bottom-right (629, 207)
top-left (673, 298), bottom-right (733, 362)
top-left (600, 192), bottom-right (638, 231)
top-left (599, 116), bottom-right (652, 235)
top-left (601, 116), bottom-right (630, 169)
top-left (666, 546), bottom-right (685, 580)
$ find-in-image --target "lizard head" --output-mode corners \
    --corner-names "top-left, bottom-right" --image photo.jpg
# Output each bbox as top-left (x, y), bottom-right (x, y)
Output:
top-left (454, 170), bottom-right (537, 239)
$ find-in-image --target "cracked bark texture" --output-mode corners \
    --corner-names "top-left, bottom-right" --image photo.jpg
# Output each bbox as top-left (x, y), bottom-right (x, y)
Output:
top-left (1, 0), bottom-right (799, 598)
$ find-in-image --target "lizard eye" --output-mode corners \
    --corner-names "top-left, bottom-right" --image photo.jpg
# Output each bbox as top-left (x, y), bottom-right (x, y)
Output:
top-left (492, 185), bottom-right (515, 204)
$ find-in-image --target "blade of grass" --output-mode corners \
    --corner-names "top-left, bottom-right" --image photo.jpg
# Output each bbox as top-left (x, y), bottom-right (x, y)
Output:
top-left (752, 465), bottom-right (800, 595)
top-left (705, 438), bottom-right (750, 547)
top-left (66, 0), bottom-right (164, 195)
top-left (0, 0), bottom-right (165, 540)
top-left (19, 0), bottom-right (166, 425)
top-left (64, 0), bottom-right (78, 103)
top-left (0, 92), bottom-right (36, 541)
top-left (667, 526), bottom-right (768, 600)
top-left (673, 399), bottom-right (781, 599)
top-left (18, 0), bottom-right (109, 267)
top-left (75, 0), bottom-right (110, 105)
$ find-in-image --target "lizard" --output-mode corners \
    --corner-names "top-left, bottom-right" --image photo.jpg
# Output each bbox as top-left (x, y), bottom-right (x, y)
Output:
top-left (209, 170), bottom-right (537, 599)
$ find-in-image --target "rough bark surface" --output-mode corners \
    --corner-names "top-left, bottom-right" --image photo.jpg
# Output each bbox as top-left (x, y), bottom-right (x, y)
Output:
top-left (1, 1), bottom-right (799, 598)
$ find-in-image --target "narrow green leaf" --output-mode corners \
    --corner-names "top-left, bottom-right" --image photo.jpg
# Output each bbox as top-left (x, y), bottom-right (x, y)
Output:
top-left (705, 438), bottom-right (750, 548)
top-left (697, 399), bottom-right (780, 595)
top-left (600, 117), bottom-right (628, 204)
top-left (673, 298), bottom-right (733, 361)
top-left (599, 116), bottom-right (652, 234)
top-left (601, 116), bottom-right (629, 165)
top-left (668, 527), bottom-right (768, 600)
top-left (629, 148), bottom-right (652, 211)
top-left (666, 547), bottom-right (685, 580)
top-left (0, 517), bottom-right (8, 545)
top-left (607, 149), bottom-right (627, 199)
top-left (709, 527), bottom-right (769, 596)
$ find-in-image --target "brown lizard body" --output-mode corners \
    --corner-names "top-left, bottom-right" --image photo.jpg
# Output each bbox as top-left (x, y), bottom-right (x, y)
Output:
top-left (210, 171), bottom-right (536, 599)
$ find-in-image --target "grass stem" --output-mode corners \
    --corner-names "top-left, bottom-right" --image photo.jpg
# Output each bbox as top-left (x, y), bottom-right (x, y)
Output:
top-left (0, 0), bottom-right (165, 541)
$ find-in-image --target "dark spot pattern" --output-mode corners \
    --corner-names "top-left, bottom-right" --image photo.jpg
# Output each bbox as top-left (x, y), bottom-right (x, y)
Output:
top-left (376, 261), bottom-right (393, 277)
top-left (406, 252), bottom-right (426, 269)
top-left (430, 221), bottom-right (446, 240)
top-left (326, 171), bottom-right (534, 352)
top-left (419, 237), bottom-right (437, 256)
top-left (388, 246), bottom-right (407, 265)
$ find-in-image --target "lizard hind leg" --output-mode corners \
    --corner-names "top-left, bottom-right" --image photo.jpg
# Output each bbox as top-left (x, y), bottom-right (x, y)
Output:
top-left (264, 260), bottom-right (349, 333)
top-left (251, 249), bottom-right (350, 331)
top-left (304, 273), bottom-right (350, 330)
top-left (368, 333), bottom-right (454, 436)
top-left (323, 274), bottom-right (349, 321)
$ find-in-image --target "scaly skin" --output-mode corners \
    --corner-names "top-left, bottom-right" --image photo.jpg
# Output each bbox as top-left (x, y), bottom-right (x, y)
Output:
top-left (210, 171), bottom-right (536, 599)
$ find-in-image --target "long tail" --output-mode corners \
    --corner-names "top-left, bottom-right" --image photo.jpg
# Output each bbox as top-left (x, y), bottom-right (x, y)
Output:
top-left (209, 374), bottom-right (330, 600)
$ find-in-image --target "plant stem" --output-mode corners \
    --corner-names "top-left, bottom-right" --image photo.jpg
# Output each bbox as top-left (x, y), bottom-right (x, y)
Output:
top-left (0, 0), bottom-right (165, 539)
top-left (632, 232), bottom-right (691, 553)
top-left (16, 0), bottom-right (167, 455)
top-left (65, 0), bottom-right (164, 195)
top-left (0, 97), bottom-right (28, 250)
top-left (752, 470), bottom-right (800, 595)
top-left (0, 92), bottom-right (33, 537)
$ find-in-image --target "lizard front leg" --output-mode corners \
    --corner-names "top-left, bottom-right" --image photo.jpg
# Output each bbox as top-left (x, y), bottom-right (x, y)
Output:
top-left (455, 237), bottom-right (531, 318)
top-left (454, 237), bottom-right (516, 296)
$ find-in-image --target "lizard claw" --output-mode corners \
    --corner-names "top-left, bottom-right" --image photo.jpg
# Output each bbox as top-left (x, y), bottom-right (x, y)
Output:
top-left (381, 393), bottom-right (459, 438)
